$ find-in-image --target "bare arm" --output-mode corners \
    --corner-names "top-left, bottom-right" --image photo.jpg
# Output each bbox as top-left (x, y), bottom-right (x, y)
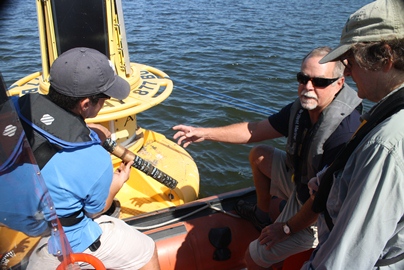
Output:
top-left (87, 123), bottom-right (111, 143)
top-left (287, 196), bottom-right (318, 233)
top-left (87, 160), bottom-right (134, 218)
top-left (258, 196), bottom-right (318, 249)
top-left (172, 119), bottom-right (282, 147)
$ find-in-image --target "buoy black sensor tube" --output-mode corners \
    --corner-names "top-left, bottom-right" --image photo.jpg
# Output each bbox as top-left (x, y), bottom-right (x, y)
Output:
top-left (102, 138), bottom-right (178, 189)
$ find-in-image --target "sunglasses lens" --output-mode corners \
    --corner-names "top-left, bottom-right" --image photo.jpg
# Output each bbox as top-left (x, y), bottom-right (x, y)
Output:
top-left (296, 72), bottom-right (309, 84)
top-left (312, 78), bottom-right (329, 87)
top-left (296, 72), bottom-right (337, 88)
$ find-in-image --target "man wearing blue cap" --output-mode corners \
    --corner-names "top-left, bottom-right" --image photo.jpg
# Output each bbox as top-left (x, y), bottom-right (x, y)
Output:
top-left (20, 47), bottom-right (160, 269)
top-left (303, 0), bottom-right (404, 268)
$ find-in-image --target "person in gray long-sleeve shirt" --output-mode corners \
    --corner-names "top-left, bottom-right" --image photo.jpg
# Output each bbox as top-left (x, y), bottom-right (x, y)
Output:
top-left (304, 0), bottom-right (404, 269)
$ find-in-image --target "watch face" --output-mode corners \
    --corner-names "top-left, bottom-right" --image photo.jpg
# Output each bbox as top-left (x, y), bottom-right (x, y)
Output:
top-left (283, 224), bottom-right (291, 235)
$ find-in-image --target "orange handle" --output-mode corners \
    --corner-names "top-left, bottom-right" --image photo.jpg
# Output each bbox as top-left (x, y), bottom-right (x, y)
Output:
top-left (56, 253), bottom-right (105, 270)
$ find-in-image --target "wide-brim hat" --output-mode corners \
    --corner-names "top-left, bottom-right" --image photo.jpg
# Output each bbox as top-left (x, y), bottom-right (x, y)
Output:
top-left (320, 0), bottom-right (404, 64)
top-left (50, 47), bottom-right (130, 100)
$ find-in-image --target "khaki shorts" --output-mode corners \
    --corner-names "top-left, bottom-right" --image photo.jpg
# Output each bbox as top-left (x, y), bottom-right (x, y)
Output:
top-left (27, 215), bottom-right (155, 270)
top-left (249, 148), bottom-right (318, 267)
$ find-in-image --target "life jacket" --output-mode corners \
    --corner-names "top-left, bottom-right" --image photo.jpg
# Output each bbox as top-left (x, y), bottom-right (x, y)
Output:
top-left (13, 93), bottom-right (101, 227)
top-left (285, 84), bottom-right (362, 203)
top-left (0, 95), bottom-right (50, 236)
top-left (13, 93), bottom-right (101, 169)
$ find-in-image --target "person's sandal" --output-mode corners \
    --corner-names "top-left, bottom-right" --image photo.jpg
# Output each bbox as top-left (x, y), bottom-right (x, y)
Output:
top-left (234, 200), bottom-right (271, 232)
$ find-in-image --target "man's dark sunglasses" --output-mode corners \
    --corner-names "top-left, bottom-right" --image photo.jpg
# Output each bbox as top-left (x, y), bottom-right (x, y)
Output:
top-left (296, 72), bottom-right (339, 88)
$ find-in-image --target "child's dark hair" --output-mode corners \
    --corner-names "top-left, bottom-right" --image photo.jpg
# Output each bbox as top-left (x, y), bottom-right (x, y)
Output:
top-left (47, 86), bottom-right (109, 111)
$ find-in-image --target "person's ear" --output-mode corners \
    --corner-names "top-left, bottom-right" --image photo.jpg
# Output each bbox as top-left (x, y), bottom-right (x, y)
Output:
top-left (337, 76), bottom-right (345, 88)
top-left (80, 98), bottom-right (91, 112)
top-left (382, 44), bottom-right (394, 72)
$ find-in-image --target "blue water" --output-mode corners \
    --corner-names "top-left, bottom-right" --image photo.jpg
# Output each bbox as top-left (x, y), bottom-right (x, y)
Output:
top-left (0, 0), bottom-right (372, 197)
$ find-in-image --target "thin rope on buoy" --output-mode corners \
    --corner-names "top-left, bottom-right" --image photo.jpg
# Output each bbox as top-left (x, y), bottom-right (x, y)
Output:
top-left (170, 78), bottom-right (278, 116)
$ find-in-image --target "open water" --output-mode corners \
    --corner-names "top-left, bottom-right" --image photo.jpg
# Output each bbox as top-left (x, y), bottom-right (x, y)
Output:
top-left (0, 0), bottom-right (373, 198)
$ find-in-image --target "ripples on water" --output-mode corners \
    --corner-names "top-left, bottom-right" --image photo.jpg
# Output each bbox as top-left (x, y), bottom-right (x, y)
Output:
top-left (0, 0), bottom-right (372, 197)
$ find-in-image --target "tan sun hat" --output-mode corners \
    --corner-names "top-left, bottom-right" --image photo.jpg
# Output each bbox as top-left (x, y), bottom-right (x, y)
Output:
top-left (320, 0), bottom-right (404, 64)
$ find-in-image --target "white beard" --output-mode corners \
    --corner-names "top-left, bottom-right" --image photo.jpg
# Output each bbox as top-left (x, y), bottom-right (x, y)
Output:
top-left (300, 92), bottom-right (318, 110)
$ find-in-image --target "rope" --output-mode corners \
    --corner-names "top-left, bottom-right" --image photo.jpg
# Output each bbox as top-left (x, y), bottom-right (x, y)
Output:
top-left (171, 78), bottom-right (278, 116)
top-left (131, 202), bottom-right (241, 231)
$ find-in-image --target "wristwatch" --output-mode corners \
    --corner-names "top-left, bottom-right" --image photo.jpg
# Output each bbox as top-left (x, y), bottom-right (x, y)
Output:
top-left (283, 222), bottom-right (291, 235)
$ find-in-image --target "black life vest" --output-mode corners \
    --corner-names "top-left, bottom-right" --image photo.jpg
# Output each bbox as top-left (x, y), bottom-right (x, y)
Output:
top-left (13, 93), bottom-right (100, 169)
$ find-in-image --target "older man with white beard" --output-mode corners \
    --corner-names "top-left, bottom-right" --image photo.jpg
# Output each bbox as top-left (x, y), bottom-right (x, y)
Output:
top-left (172, 46), bottom-right (362, 268)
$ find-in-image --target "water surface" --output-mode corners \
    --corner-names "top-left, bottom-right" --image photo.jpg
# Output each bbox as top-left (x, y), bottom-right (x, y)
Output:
top-left (0, 0), bottom-right (372, 197)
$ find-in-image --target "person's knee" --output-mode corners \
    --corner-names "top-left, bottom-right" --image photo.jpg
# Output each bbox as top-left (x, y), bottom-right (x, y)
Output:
top-left (249, 145), bottom-right (275, 174)
top-left (140, 243), bottom-right (160, 270)
top-left (249, 145), bottom-right (274, 163)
